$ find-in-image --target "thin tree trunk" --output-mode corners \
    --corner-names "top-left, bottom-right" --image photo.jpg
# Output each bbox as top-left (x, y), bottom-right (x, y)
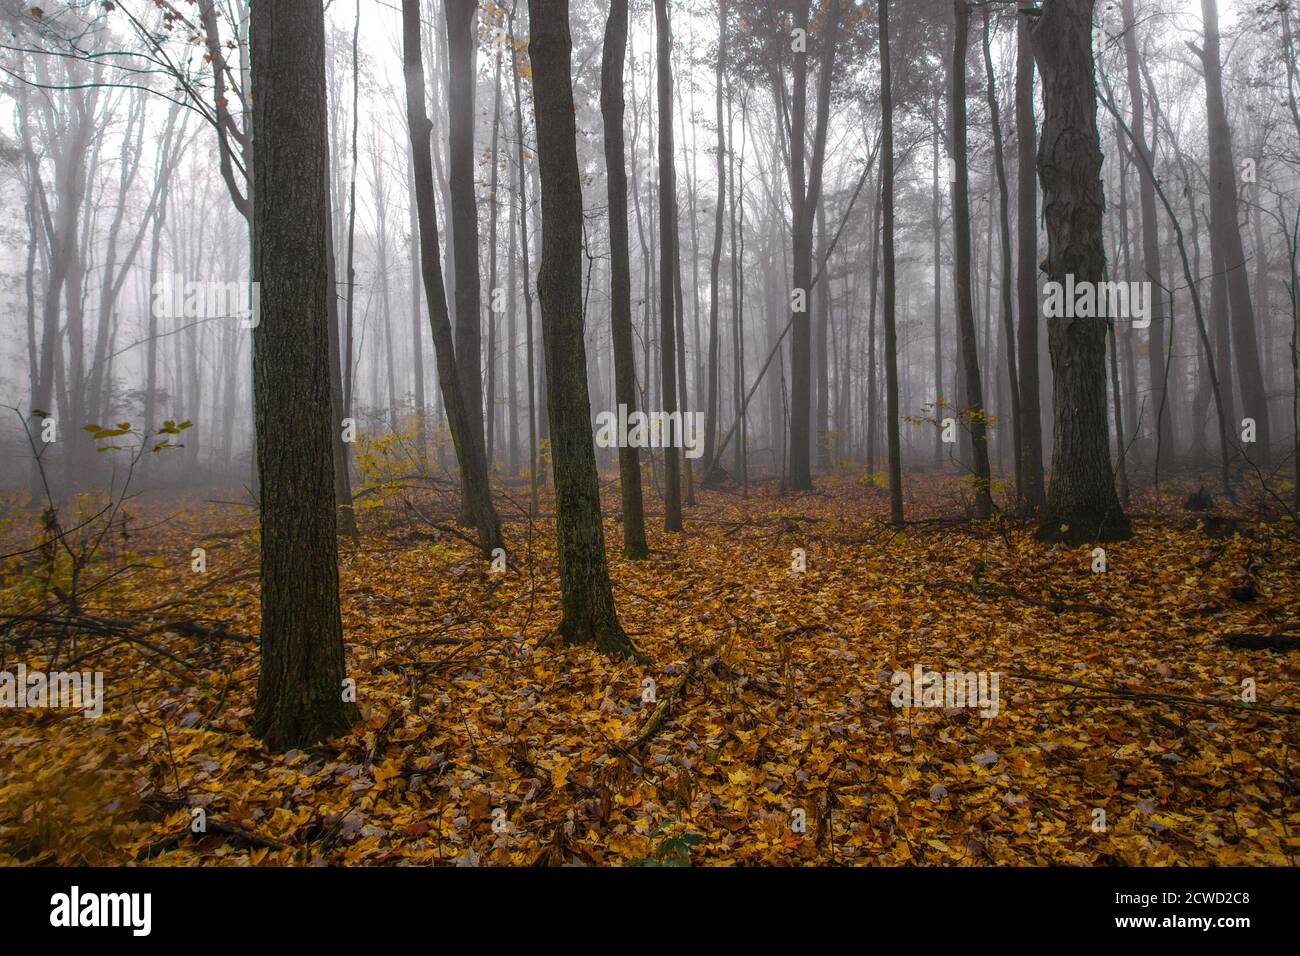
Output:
top-left (879, 0), bottom-right (903, 524)
top-left (402, 0), bottom-right (503, 555)
top-left (951, 0), bottom-right (994, 517)
top-left (601, 0), bottom-right (649, 558)
top-left (654, 0), bottom-right (683, 532)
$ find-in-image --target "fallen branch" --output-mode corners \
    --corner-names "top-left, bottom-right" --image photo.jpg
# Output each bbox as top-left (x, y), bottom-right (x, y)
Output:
top-left (926, 579), bottom-right (1116, 617)
top-left (615, 660), bottom-right (697, 754)
top-left (1006, 671), bottom-right (1300, 716)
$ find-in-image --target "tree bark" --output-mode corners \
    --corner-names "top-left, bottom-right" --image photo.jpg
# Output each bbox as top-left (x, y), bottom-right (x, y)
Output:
top-left (250, 0), bottom-right (358, 750)
top-left (528, 0), bottom-right (639, 659)
top-left (654, 0), bottom-right (684, 532)
top-left (1016, 10), bottom-right (1045, 506)
top-left (1030, 0), bottom-right (1130, 543)
top-left (951, 0), bottom-right (995, 517)
top-left (447, 0), bottom-right (492, 518)
top-left (602, 0), bottom-right (650, 559)
top-left (983, 10), bottom-right (1023, 504)
top-left (402, 0), bottom-right (503, 555)
top-left (879, 0), bottom-right (904, 525)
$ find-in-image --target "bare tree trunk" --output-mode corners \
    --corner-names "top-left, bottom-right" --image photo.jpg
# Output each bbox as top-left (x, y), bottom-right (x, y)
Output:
top-left (1196, 0), bottom-right (1271, 467)
top-left (1120, 0), bottom-right (1173, 472)
top-left (983, 9), bottom-right (1023, 504)
top-left (879, 0), bottom-right (903, 524)
top-left (447, 0), bottom-right (490, 517)
top-left (786, 0), bottom-right (839, 492)
top-left (402, 0), bottom-right (503, 555)
top-left (486, 45), bottom-right (504, 472)
top-left (528, 0), bottom-right (639, 659)
top-left (654, 0), bottom-right (684, 532)
top-left (249, 0), bottom-right (358, 750)
top-left (702, 0), bottom-right (726, 485)
top-left (1015, 12), bottom-right (1045, 506)
top-left (509, 4), bottom-right (540, 515)
top-left (951, 0), bottom-right (994, 517)
top-left (1030, 0), bottom-right (1130, 543)
top-left (407, 152), bottom-right (429, 464)
top-left (602, 0), bottom-right (650, 558)
top-left (932, 104), bottom-right (945, 470)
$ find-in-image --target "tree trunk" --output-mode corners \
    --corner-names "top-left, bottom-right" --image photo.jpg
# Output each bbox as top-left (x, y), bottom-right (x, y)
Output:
top-left (702, 0), bottom-right (726, 484)
top-left (786, 0), bottom-right (839, 492)
top-left (1198, 0), bottom-right (1271, 467)
top-left (932, 104), bottom-right (945, 470)
top-left (654, 0), bottom-right (684, 532)
top-left (509, 5), bottom-right (540, 515)
top-left (984, 9), bottom-right (1023, 504)
top-left (528, 0), bottom-right (639, 659)
top-left (402, 0), bottom-right (503, 555)
top-left (601, 0), bottom-right (650, 558)
top-left (1015, 10), bottom-right (1045, 507)
top-left (879, 0), bottom-right (903, 524)
top-left (486, 46), bottom-right (504, 471)
top-left (1030, 0), bottom-right (1130, 543)
top-left (447, 0), bottom-right (491, 516)
top-left (951, 0), bottom-right (994, 517)
top-left (249, 0), bottom-right (358, 751)
top-left (1120, 0), bottom-right (1173, 471)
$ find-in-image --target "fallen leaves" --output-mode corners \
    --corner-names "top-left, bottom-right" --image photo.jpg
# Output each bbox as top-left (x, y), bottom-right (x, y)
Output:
top-left (1, 475), bottom-right (1297, 866)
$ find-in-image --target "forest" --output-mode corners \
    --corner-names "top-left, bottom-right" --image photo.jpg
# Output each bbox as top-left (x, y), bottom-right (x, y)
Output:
top-left (0, 0), bottom-right (1297, 871)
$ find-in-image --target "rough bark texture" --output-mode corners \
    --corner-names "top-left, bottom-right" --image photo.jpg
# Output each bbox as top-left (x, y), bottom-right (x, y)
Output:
top-left (1016, 11), bottom-right (1045, 507)
top-left (601, 0), bottom-right (649, 559)
top-left (250, 0), bottom-right (358, 750)
top-left (528, 0), bottom-right (639, 659)
top-left (1030, 0), bottom-right (1131, 543)
top-left (951, 0), bottom-right (995, 518)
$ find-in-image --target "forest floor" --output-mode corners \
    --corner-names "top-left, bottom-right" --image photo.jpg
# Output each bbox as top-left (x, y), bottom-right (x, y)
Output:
top-left (1, 469), bottom-right (1298, 866)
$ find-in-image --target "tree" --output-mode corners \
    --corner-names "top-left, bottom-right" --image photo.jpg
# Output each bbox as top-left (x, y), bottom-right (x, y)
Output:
top-left (1194, 0), bottom-right (1271, 467)
top-left (784, 0), bottom-right (840, 492)
top-left (528, 0), bottom-right (640, 659)
top-left (447, 0), bottom-right (493, 513)
top-left (654, 0), bottom-right (684, 533)
top-left (879, 0), bottom-right (904, 525)
top-left (249, 0), bottom-right (358, 750)
top-left (951, 0), bottom-right (994, 518)
top-left (1015, 6), bottom-right (1045, 507)
top-left (601, 0), bottom-right (650, 558)
top-left (1029, 0), bottom-right (1130, 543)
top-left (983, 9), bottom-right (1022, 503)
top-left (1119, 0), bottom-right (1173, 470)
top-left (703, 0), bottom-right (727, 484)
top-left (402, 0), bottom-right (504, 556)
